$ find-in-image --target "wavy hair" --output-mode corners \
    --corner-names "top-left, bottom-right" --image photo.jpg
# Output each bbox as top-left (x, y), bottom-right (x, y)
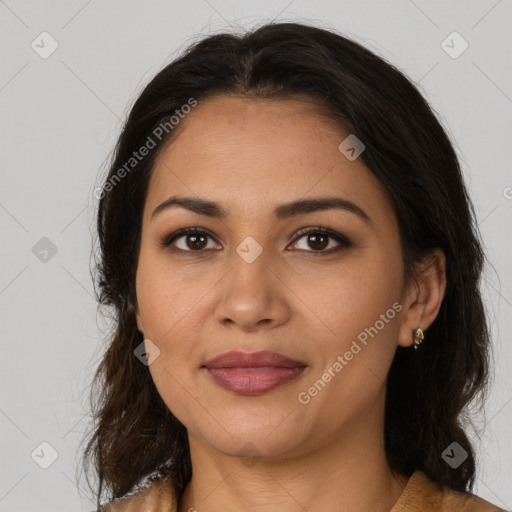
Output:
top-left (80, 21), bottom-right (493, 509)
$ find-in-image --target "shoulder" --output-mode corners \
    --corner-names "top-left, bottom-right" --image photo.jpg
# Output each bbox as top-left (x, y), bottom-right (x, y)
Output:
top-left (441, 485), bottom-right (509, 512)
top-left (98, 478), bottom-right (178, 512)
top-left (391, 470), bottom-right (509, 512)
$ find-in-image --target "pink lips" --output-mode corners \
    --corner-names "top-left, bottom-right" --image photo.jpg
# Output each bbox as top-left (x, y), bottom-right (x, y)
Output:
top-left (202, 350), bottom-right (307, 396)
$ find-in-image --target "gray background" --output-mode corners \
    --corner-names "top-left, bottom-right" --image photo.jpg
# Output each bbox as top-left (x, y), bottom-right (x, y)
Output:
top-left (0, 1), bottom-right (511, 510)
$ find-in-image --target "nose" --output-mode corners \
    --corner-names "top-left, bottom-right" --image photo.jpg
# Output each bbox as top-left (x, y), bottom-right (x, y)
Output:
top-left (214, 250), bottom-right (291, 333)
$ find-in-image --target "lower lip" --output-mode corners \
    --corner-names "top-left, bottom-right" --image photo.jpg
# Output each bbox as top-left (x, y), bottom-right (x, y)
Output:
top-left (204, 367), bottom-right (306, 396)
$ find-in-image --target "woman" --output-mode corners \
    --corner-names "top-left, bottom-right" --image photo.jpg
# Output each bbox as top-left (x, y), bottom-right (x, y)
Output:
top-left (82, 22), bottom-right (507, 511)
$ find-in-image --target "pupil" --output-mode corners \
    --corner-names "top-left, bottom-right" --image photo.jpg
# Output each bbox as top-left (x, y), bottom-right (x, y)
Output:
top-left (187, 234), bottom-right (207, 250)
top-left (309, 234), bottom-right (328, 250)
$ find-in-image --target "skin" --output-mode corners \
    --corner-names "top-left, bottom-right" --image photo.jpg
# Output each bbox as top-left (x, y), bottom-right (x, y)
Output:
top-left (134, 95), bottom-right (447, 512)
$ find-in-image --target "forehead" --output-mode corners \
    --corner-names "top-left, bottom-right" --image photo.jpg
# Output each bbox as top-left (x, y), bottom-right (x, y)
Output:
top-left (146, 95), bottom-right (395, 228)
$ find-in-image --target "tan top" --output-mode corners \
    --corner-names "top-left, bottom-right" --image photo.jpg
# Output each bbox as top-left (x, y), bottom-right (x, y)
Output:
top-left (101, 470), bottom-right (508, 511)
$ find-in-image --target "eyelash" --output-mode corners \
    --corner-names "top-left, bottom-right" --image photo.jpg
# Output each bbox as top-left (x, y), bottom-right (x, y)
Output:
top-left (159, 225), bottom-right (352, 256)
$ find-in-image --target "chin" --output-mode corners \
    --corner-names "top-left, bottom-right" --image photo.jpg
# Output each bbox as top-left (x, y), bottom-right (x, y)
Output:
top-left (204, 429), bottom-right (304, 462)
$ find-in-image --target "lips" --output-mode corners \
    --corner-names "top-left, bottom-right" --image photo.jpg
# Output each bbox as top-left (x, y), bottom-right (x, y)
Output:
top-left (202, 350), bottom-right (307, 396)
top-left (203, 350), bottom-right (305, 369)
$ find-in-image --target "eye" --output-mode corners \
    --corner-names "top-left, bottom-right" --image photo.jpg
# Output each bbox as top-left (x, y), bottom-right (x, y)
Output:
top-left (159, 225), bottom-right (352, 255)
top-left (160, 227), bottom-right (220, 253)
top-left (290, 225), bottom-right (352, 254)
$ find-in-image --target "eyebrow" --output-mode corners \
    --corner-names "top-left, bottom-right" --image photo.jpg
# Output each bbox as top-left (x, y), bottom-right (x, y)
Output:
top-left (151, 195), bottom-right (372, 224)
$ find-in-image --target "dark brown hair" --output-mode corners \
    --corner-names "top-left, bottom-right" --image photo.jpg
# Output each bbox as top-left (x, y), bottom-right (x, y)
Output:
top-left (80, 21), bottom-right (493, 509)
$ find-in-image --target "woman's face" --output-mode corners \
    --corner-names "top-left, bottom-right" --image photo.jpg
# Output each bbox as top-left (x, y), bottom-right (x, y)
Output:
top-left (135, 95), bottom-right (415, 460)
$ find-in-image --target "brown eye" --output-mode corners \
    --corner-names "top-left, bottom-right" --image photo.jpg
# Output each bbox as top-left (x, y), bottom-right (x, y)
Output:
top-left (305, 233), bottom-right (329, 251)
top-left (183, 233), bottom-right (208, 250)
top-left (291, 226), bottom-right (352, 254)
top-left (160, 228), bottom-right (220, 252)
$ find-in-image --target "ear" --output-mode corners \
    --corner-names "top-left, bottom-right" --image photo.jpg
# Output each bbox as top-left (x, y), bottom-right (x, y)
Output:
top-left (397, 248), bottom-right (447, 348)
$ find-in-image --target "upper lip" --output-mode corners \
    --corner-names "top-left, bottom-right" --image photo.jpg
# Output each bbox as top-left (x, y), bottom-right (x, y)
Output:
top-left (202, 350), bottom-right (306, 369)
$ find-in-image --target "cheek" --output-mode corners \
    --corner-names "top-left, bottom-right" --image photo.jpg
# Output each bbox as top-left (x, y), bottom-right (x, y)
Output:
top-left (136, 261), bottom-right (204, 422)
top-left (136, 251), bottom-right (199, 335)
top-left (290, 251), bottom-right (400, 339)
top-left (299, 252), bottom-right (402, 393)
top-left (135, 252), bottom-right (211, 373)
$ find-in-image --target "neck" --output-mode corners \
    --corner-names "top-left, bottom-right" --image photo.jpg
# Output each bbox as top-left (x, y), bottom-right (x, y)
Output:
top-left (178, 390), bottom-right (409, 512)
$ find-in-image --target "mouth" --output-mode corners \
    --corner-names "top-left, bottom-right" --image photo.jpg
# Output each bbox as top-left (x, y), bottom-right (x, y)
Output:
top-left (202, 350), bottom-right (307, 396)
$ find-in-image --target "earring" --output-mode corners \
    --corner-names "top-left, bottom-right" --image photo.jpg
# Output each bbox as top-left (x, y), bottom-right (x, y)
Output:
top-left (413, 327), bottom-right (424, 350)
